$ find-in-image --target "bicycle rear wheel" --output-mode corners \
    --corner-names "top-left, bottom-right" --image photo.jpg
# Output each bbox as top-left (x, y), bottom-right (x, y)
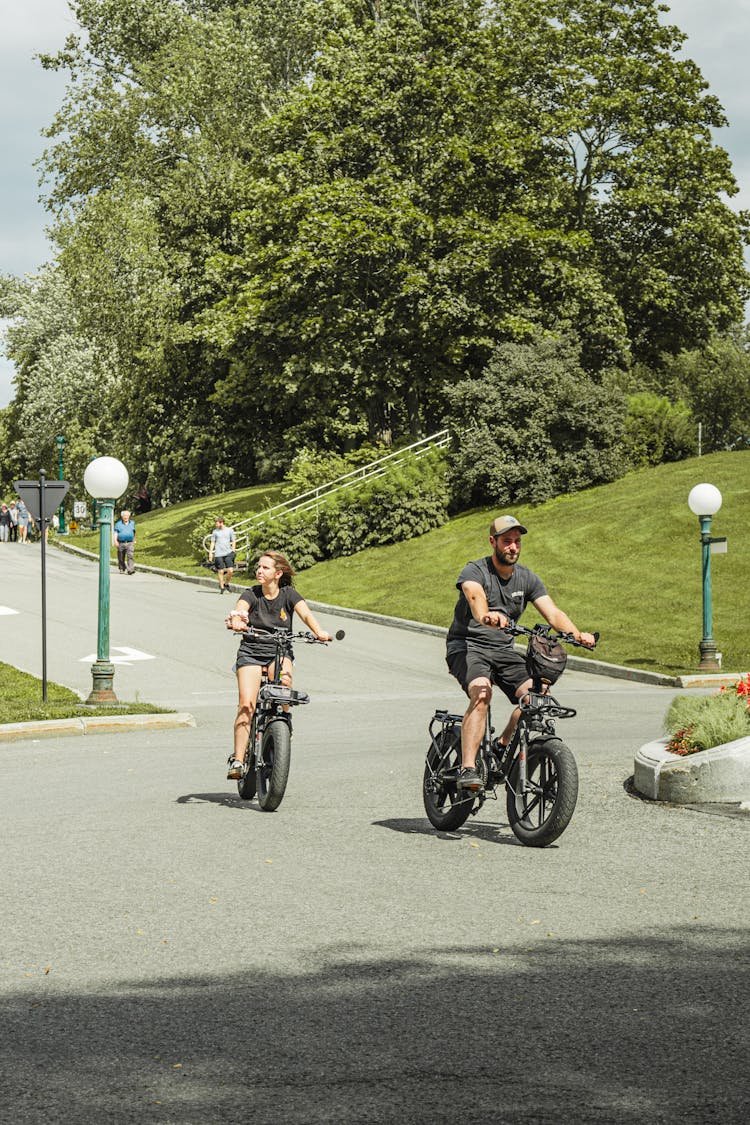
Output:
top-left (423, 725), bottom-right (474, 831)
top-left (506, 737), bottom-right (578, 847)
top-left (257, 719), bottom-right (291, 812)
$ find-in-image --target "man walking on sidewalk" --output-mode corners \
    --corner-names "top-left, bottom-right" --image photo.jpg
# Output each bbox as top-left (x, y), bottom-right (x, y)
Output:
top-left (114, 510), bottom-right (137, 574)
top-left (208, 517), bottom-right (236, 594)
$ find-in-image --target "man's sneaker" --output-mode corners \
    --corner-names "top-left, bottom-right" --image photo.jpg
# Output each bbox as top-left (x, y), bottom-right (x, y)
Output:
top-left (227, 758), bottom-right (243, 780)
top-left (457, 766), bottom-right (483, 791)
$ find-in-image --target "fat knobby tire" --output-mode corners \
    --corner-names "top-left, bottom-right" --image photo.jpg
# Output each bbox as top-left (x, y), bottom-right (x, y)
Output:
top-left (506, 737), bottom-right (578, 847)
top-left (257, 719), bottom-right (292, 812)
top-left (423, 727), bottom-right (474, 832)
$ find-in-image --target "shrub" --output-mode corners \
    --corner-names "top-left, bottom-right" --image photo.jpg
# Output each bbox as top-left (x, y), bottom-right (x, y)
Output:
top-left (623, 392), bottom-right (696, 467)
top-left (664, 678), bottom-right (750, 755)
top-left (281, 443), bottom-right (387, 500)
top-left (444, 334), bottom-right (627, 509)
top-left (244, 511), bottom-right (325, 573)
top-left (240, 448), bottom-right (448, 570)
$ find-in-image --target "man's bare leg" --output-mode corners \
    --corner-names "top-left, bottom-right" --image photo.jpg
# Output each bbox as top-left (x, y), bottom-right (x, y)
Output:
top-left (460, 677), bottom-right (492, 776)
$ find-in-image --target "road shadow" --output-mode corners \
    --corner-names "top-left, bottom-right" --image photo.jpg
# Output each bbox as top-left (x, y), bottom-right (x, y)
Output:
top-left (2, 927), bottom-right (748, 1123)
top-left (373, 817), bottom-right (526, 846)
top-left (175, 792), bottom-right (261, 812)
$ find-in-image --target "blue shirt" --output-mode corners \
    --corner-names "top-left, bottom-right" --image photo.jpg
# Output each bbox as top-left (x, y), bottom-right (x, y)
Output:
top-left (114, 519), bottom-right (135, 542)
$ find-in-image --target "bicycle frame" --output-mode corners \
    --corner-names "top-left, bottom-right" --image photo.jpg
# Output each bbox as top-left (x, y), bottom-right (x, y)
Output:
top-left (245, 627), bottom-right (311, 747)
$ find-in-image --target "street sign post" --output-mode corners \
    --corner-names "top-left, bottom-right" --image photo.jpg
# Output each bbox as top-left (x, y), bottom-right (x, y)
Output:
top-left (14, 478), bottom-right (70, 524)
top-left (13, 471), bottom-right (71, 702)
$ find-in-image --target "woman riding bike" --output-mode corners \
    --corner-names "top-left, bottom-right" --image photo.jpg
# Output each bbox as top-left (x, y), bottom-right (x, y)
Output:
top-left (225, 550), bottom-right (332, 780)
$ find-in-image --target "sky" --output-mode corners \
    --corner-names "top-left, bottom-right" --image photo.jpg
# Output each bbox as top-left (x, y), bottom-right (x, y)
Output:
top-left (1, 0), bottom-right (750, 407)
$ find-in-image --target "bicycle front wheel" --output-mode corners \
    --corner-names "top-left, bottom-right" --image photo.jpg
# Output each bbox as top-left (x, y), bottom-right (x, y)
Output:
top-left (506, 737), bottom-right (578, 847)
top-left (256, 719), bottom-right (291, 812)
top-left (423, 725), bottom-right (474, 831)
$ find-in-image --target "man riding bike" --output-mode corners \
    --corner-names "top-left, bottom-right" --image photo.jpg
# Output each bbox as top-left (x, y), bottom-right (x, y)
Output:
top-left (446, 515), bottom-right (597, 791)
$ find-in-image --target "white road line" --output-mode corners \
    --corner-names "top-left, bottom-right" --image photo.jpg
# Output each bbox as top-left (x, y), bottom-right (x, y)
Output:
top-left (0, 606), bottom-right (20, 615)
top-left (79, 645), bottom-right (156, 665)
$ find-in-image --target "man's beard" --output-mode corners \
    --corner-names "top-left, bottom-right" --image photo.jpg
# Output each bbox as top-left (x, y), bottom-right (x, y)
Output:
top-left (494, 546), bottom-right (519, 566)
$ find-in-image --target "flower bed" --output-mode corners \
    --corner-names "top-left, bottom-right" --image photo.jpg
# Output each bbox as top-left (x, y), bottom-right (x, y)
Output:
top-left (665, 676), bottom-right (750, 755)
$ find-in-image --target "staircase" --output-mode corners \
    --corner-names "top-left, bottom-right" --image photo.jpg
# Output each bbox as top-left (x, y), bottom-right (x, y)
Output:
top-left (203, 429), bottom-right (450, 561)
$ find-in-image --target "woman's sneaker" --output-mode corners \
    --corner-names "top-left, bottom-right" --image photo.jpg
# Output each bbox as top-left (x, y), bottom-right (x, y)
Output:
top-left (226, 758), bottom-right (244, 780)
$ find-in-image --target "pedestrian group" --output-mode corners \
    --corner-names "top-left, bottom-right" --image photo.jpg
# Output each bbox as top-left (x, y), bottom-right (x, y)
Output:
top-left (0, 499), bottom-right (34, 543)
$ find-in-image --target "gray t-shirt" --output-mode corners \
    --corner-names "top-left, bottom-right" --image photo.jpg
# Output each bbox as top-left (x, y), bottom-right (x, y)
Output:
top-left (446, 557), bottom-right (546, 657)
top-left (211, 526), bottom-right (235, 555)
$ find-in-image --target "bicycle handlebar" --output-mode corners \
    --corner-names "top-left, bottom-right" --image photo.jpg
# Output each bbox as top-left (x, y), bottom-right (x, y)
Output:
top-left (488, 617), bottom-right (598, 650)
top-left (232, 625), bottom-right (345, 645)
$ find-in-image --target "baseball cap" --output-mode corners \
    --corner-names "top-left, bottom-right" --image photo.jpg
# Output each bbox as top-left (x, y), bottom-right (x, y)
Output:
top-left (489, 515), bottom-right (527, 536)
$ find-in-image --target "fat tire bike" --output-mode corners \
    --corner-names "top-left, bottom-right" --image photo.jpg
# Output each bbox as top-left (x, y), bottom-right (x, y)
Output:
top-left (423, 622), bottom-right (597, 847)
top-left (235, 625), bottom-right (342, 811)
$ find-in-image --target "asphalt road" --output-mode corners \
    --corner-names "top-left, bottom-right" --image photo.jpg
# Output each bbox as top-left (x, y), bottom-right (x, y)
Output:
top-left (1, 544), bottom-right (748, 1123)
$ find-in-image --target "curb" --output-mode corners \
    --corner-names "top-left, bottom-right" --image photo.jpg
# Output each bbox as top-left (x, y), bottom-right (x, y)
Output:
top-left (634, 735), bottom-right (750, 804)
top-left (52, 539), bottom-right (223, 591)
top-left (0, 712), bottom-right (196, 744)
top-left (51, 542), bottom-right (748, 691)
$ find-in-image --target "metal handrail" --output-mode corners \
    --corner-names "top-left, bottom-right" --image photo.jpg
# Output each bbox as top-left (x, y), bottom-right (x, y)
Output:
top-left (201, 429), bottom-right (449, 557)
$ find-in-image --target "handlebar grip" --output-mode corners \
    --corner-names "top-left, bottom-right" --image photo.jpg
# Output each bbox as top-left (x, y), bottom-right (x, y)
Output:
top-left (335, 629), bottom-right (345, 641)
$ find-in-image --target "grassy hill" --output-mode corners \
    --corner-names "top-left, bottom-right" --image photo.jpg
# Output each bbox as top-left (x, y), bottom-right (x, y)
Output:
top-left (296, 451), bottom-right (750, 677)
top-left (64, 452), bottom-right (750, 676)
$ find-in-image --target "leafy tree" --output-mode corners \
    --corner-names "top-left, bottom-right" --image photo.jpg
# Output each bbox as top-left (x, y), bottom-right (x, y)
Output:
top-left (29, 0), bottom-right (748, 494)
top-left (0, 267), bottom-right (120, 492)
top-left (38, 0), bottom-right (340, 498)
top-left (444, 332), bottom-right (627, 508)
top-left (512, 0), bottom-right (749, 363)
top-left (662, 328), bottom-right (750, 452)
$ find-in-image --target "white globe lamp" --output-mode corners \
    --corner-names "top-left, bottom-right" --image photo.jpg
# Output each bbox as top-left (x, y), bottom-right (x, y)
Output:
top-left (84, 456), bottom-right (130, 702)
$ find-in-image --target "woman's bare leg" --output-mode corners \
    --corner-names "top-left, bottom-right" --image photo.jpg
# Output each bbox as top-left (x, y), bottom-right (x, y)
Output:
top-left (234, 664), bottom-right (263, 761)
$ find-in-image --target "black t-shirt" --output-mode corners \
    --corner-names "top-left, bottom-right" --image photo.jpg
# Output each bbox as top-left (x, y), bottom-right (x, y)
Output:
top-left (238, 585), bottom-right (303, 662)
top-left (446, 557), bottom-right (546, 657)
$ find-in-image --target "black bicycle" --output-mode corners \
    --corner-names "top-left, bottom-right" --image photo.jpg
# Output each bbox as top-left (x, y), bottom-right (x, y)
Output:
top-left (423, 622), bottom-right (597, 847)
top-left (235, 625), bottom-right (343, 811)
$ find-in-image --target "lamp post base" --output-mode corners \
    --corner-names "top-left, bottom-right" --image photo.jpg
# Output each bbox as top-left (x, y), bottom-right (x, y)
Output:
top-left (87, 660), bottom-right (118, 703)
top-left (698, 640), bottom-right (721, 673)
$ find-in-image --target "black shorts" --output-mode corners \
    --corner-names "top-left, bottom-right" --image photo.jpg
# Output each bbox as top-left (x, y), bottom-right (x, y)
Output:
top-left (215, 552), bottom-right (236, 570)
top-left (447, 646), bottom-right (530, 704)
top-left (235, 643), bottom-right (294, 671)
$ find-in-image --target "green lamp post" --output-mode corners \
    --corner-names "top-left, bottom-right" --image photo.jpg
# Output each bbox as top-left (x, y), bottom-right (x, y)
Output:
top-left (687, 483), bottom-right (723, 673)
top-left (84, 456), bottom-right (129, 702)
top-left (55, 435), bottom-right (67, 533)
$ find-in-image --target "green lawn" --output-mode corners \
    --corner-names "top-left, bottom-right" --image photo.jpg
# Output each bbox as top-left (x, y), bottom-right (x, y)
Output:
top-left (296, 451), bottom-right (750, 677)
top-left (55, 451), bottom-right (750, 677)
top-left (0, 663), bottom-right (170, 724)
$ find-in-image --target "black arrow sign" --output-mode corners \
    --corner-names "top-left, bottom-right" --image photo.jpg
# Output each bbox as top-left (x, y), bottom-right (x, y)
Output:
top-left (14, 478), bottom-right (70, 524)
